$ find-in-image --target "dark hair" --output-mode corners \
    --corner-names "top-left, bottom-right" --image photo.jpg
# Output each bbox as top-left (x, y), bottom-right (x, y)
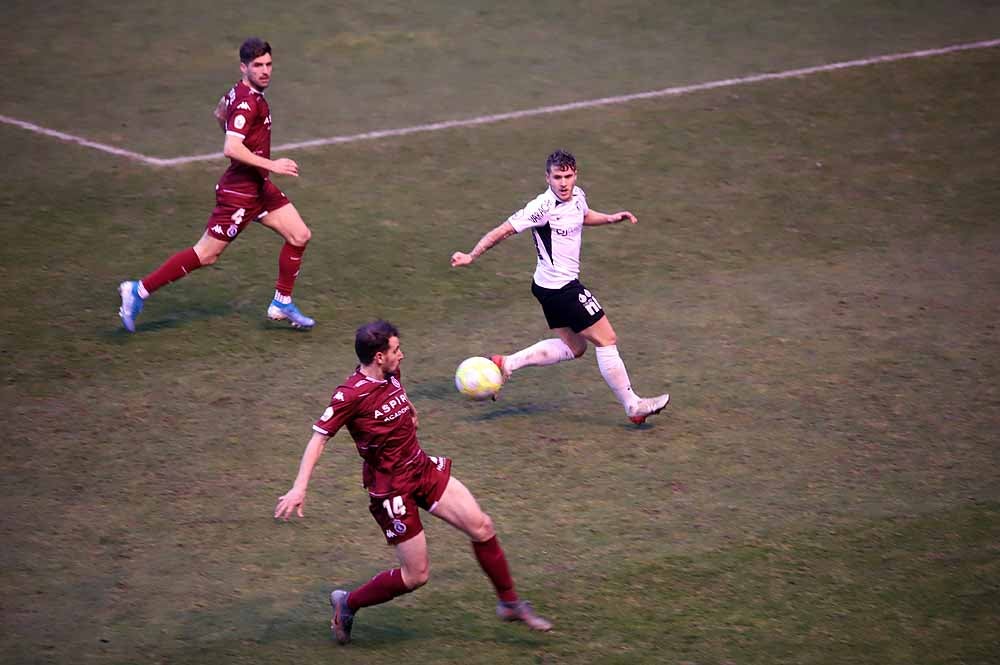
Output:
top-left (239, 38), bottom-right (272, 64)
top-left (545, 149), bottom-right (577, 174)
top-left (355, 320), bottom-right (399, 364)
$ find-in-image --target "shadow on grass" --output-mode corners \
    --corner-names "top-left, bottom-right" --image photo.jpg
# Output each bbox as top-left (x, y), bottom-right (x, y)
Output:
top-left (102, 302), bottom-right (320, 337)
top-left (103, 302), bottom-right (237, 336)
top-left (472, 402), bottom-right (552, 420)
top-left (161, 589), bottom-right (427, 663)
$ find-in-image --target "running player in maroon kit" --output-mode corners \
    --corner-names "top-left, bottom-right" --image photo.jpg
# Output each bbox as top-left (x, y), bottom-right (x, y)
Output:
top-left (118, 37), bottom-right (315, 332)
top-left (274, 320), bottom-right (552, 644)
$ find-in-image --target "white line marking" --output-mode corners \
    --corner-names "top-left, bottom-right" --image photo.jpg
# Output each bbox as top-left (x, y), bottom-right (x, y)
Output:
top-left (0, 114), bottom-right (173, 165)
top-left (4, 38), bottom-right (999, 167)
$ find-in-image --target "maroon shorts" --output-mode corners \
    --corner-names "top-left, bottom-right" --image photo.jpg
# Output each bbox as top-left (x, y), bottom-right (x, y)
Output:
top-left (368, 455), bottom-right (452, 545)
top-left (205, 180), bottom-right (290, 241)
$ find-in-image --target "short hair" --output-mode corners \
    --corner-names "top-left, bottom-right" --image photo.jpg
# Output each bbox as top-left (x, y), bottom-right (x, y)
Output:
top-left (546, 149), bottom-right (577, 174)
top-left (239, 37), bottom-right (272, 64)
top-left (355, 320), bottom-right (399, 364)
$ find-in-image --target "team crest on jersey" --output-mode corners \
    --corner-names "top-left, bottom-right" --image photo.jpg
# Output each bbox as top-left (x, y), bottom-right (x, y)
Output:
top-left (390, 376), bottom-right (401, 389)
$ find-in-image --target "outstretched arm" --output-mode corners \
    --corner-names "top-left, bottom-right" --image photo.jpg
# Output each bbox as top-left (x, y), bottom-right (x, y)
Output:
top-left (274, 431), bottom-right (330, 520)
top-left (451, 221), bottom-right (516, 267)
top-left (584, 209), bottom-right (637, 226)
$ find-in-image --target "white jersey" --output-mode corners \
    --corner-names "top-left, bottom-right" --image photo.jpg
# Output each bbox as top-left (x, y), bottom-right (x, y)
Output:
top-left (507, 186), bottom-right (589, 289)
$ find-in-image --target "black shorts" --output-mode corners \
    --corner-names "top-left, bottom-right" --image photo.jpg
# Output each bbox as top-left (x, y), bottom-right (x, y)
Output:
top-left (531, 279), bottom-right (606, 333)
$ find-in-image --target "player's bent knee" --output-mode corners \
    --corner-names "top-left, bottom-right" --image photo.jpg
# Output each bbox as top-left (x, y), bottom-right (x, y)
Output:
top-left (291, 226), bottom-right (311, 246)
top-left (472, 513), bottom-right (497, 542)
top-left (195, 249), bottom-right (221, 266)
top-left (402, 566), bottom-right (430, 589)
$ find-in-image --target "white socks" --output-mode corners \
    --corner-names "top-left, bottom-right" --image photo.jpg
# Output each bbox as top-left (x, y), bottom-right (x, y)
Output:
top-left (505, 338), bottom-right (576, 373)
top-left (505, 340), bottom-right (640, 412)
top-left (595, 345), bottom-right (639, 411)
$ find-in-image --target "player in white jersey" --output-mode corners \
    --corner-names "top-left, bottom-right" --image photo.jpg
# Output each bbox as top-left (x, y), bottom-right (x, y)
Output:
top-left (450, 149), bottom-right (670, 425)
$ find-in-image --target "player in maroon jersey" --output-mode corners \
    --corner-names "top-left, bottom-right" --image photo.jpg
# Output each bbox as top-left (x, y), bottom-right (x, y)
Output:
top-left (274, 320), bottom-right (552, 644)
top-left (118, 37), bottom-right (315, 332)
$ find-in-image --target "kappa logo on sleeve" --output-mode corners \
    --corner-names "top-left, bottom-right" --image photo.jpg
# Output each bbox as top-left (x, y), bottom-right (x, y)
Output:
top-left (333, 391), bottom-right (345, 401)
top-left (236, 101), bottom-right (252, 111)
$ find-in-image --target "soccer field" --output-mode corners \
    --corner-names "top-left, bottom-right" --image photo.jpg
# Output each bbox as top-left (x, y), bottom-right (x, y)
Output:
top-left (3, 2), bottom-right (1000, 664)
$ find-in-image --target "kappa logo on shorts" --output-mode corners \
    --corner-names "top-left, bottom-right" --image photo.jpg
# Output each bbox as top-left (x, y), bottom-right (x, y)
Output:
top-left (211, 224), bottom-right (224, 235)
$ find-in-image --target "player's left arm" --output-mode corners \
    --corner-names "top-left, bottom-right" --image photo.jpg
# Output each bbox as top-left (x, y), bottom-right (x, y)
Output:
top-left (584, 209), bottom-right (637, 226)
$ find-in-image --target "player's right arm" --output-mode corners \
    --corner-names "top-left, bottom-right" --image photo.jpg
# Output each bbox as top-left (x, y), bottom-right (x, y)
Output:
top-left (450, 221), bottom-right (516, 267)
top-left (275, 387), bottom-right (356, 520)
top-left (213, 95), bottom-right (229, 132)
top-left (274, 430), bottom-right (329, 520)
top-left (223, 133), bottom-right (299, 176)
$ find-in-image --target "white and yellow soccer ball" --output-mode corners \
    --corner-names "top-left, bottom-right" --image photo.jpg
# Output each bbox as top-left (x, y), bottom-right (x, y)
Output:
top-left (454, 356), bottom-right (503, 401)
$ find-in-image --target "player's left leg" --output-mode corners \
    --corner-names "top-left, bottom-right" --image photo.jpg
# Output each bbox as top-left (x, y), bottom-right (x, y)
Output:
top-left (430, 477), bottom-right (552, 631)
top-left (577, 316), bottom-right (669, 424)
top-left (258, 201), bottom-right (315, 329)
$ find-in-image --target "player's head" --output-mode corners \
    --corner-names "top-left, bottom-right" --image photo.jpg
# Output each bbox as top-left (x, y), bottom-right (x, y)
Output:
top-left (239, 38), bottom-right (273, 91)
top-left (545, 149), bottom-right (578, 202)
top-left (356, 320), bottom-right (404, 376)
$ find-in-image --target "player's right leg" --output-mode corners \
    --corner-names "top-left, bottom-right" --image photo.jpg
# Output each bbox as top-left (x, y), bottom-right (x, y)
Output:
top-left (118, 234), bottom-right (226, 332)
top-left (331, 534), bottom-right (426, 645)
top-left (494, 336), bottom-right (581, 379)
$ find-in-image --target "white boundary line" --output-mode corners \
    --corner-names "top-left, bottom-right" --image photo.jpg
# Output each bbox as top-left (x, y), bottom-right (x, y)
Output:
top-left (4, 38), bottom-right (999, 167)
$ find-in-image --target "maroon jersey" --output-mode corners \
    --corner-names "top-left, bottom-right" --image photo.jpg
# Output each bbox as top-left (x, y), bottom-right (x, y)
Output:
top-left (217, 80), bottom-right (272, 193)
top-left (313, 369), bottom-right (432, 498)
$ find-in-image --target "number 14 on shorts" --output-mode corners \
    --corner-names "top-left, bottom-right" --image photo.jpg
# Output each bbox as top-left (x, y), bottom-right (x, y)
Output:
top-left (383, 496), bottom-right (406, 517)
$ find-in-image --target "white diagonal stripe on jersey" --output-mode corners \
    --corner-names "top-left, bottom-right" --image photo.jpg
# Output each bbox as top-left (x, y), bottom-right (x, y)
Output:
top-left (4, 39), bottom-right (998, 166)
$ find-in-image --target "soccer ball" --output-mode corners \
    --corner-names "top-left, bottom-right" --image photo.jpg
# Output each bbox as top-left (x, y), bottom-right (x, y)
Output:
top-left (455, 356), bottom-right (503, 401)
